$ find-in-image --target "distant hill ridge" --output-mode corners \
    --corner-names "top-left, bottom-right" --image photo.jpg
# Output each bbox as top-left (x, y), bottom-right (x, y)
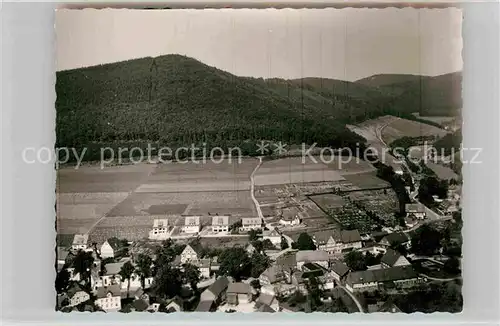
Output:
top-left (56, 54), bottom-right (462, 156)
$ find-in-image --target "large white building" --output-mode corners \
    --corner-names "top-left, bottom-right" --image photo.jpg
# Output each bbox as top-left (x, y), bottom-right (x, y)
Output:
top-left (211, 215), bottom-right (229, 234)
top-left (313, 229), bottom-right (362, 255)
top-left (95, 284), bottom-right (121, 312)
top-left (240, 217), bottom-right (262, 232)
top-left (181, 216), bottom-right (201, 234)
top-left (405, 203), bottom-right (426, 220)
top-left (262, 228), bottom-right (282, 247)
top-left (149, 219), bottom-right (170, 240)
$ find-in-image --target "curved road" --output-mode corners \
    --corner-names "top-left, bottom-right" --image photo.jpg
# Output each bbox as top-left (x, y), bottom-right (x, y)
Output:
top-left (338, 285), bottom-right (364, 312)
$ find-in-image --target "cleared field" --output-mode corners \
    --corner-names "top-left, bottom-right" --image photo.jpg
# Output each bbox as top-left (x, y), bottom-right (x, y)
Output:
top-left (254, 157), bottom-right (347, 186)
top-left (342, 172), bottom-right (390, 190)
top-left (106, 191), bottom-right (255, 217)
top-left (57, 164), bottom-right (155, 193)
top-left (412, 113), bottom-right (457, 125)
top-left (57, 192), bottom-right (130, 234)
top-left (135, 159), bottom-right (257, 192)
top-left (381, 118), bottom-right (447, 145)
top-left (427, 162), bottom-right (459, 180)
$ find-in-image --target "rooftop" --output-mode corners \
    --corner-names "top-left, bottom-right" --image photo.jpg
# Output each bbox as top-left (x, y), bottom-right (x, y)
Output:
top-left (340, 230), bottom-right (362, 243)
top-left (296, 250), bottom-right (329, 262)
top-left (405, 203), bottom-right (426, 213)
top-left (96, 284), bottom-right (121, 299)
top-left (211, 215), bottom-right (229, 226)
top-left (380, 248), bottom-right (402, 267)
top-left (347, 266), bottom-right (418, 285)
top-left (242, 217), bottom-right (262, 225)
top-left (207, 277), bottom-right (230, 297)
top-left (227, 282), bottom-right (252, 294)
top-left (184, 216), bottom-right (201, 226)
top-left (153, 219), bottom-right (169, 228)
top-left (330, 261), bottom-right (350, 277)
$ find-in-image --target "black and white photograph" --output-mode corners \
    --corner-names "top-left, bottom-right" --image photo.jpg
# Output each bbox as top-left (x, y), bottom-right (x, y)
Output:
top-left (54, 8), bottom-right (463, 313)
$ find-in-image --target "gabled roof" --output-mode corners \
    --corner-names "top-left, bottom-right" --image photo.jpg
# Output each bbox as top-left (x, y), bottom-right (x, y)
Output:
top-left (381, 232), bottom-right (410, 246)
top-left (184, 216), bottom-right (201, 226)
top-left (275, 251), bottom-right (297, 269)
top-left (227, 282), bottom-right (252, 294)
top-left (67, 283), bottom-right (86, 298)
top-left (347, 266), bottom-right (418, 285)
top-left (242, 217), bottom-right (262, 225)
top-left (255, 302), bottom-right (276, 312)
top-left (184, 242), bottom-right (204, 256)
top-left (104, 237), bottom-right (124, 251)
top-left (104, 261), bottom-right (127, 275)
top-left (153, 219), bottom-right (169, 228)
top-left (72, 234), bottom-right (88, 246)
top-left (340, 230), bottom-right (362, 243)
top-left (260, 265), bottom-right (285, 283)
top-left (263, 228), bottom-right (281, 237)
top-left (199, 258), bottom-right (211, 268)
top-left (405, 203), bottom-right (426, 213)
top-left (195, 300), bottom-right (213, 312)
top-left (377, 300), bottom-right (402, 313)
top-left (312, 230), bottom-right (335, 245)
top-left (257, 293), bottom-right (276, 306)
top-left (380, 248), bottom-right (402, 267)
top-left (133, 299), bottom-right (149, 312)
top-left (211, 215), bottom-right (229, 226)
top-left (96, 284), bottom-right (121, 299)
top-left (207, 277), bottom-right (230, 297)
top-left (296, 250), bottom-right (329, 262)
top-left (330, 261), bottom-right (350, 277)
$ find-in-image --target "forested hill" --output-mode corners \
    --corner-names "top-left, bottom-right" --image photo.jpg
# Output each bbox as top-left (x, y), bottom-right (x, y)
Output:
top-left (56, 54), bottom-right (366, 151)
top-left (355, 72), bottom-right (462, 116)
top-left (56, 54), bottom-right (461, 156)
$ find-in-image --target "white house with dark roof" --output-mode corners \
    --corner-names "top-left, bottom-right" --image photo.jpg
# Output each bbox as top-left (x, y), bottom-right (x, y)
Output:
top-left (313, 229), bottom-right (362, 254)
top-left (182, 216), bottom-right (201, 234)
top-left (149, 219), bottom-right (170, 240)
top-left (346, 266), bottom-right (422, 293)
top-left (295, 250), bottom-right (329, 269)
top-left (330, 261), bottom-right (350, 283)
top-left (100, 238), bottom-right (126, 259)
top-left (211, 215), bottom-right (229, 234)
top-left (262, 228), bottom-right (282, 247)
top-left (95, 284), bottom-right (121, 312)
top-left (71, 234), bottom-right (89, 251)
top-left (380, 248), bottom-right (411, 269)
top-left (198, 258), bottom-right (211, 279)
top-left (180, 243), bottom-right (204, 264)
top-left (240, 217), bottom-right (262, 232)
top-left (405, 203), bottom-right (426, 219)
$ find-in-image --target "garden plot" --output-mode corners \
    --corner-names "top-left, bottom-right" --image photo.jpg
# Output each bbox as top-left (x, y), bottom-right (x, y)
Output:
top-left (327, 203), bottom-right (378, 233)
top-left (348, 190), bottom-right (399, 227)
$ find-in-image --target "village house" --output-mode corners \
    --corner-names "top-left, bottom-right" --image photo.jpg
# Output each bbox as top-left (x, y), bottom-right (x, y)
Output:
top-left (181, 216), bottom-right (201, 234)
top-left (240, 217), bottom-right (263, 232)
top-left (210, 256), bottom-right (220, 272)
top-left (67, 283), bottom-right (90, 307)
top-left (254, 292), bottom-right (279, 312)
top-left (57, 247), bottom-right (69, 271)
top-left (330, 261), bottom-right (350, 283)
top-left (313, 229), bottom-right (362, 255)
top-left (262, 228), bottom-right (282, 247)
top-left (211, 215), bottom-right (230, 234)
top-left (279, 214), bottom-right (301, 226)
top-left (198, 258), bottom-right (211, 279)
top-left (405, 203), bottom-right (426, 220)
top-left (345, 266), bottom-right (422, 293)
top-left (95, 284), bottom-right (121, 312)
top-left (296, 250), bottom-right (330, 269)
top-left (380, 248), bottom-right (411, 269)
top-left (165, 297), bottom-right (184, 312)
top-left (99, 259), bottom-right (153, 291)
top-left (180, 242), bottom-right (204, 264)
top-left (148, 219), bottom-right (170, 240)
top-left (199, 277), bottom-right (230, 303)
top-left (71, 234), bottom-right (89, 251)
top-left (227, 282), bottom-right (253, 306)
top-left (100, 238), bottom-right (126, 259)
top-left (380, 232), bottom-right (411, 249)
top-left (259, 264), bottom-right (288, 285)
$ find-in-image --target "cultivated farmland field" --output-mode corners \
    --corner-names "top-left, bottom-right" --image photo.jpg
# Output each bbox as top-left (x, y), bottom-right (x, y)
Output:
top-left (381, 118), bottom-right (447, 144)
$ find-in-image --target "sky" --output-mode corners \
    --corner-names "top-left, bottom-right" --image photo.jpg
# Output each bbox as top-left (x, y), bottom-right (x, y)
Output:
top-left (56, 8), bottom-right (463, 81)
